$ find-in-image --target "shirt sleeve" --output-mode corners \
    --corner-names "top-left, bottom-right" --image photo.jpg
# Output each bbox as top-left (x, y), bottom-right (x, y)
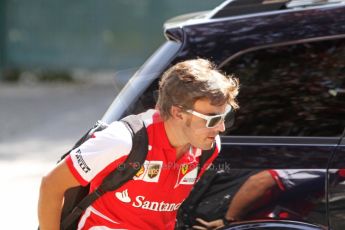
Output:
top-left (66, 121), bottom-right (133, 186)
top-left (269, 169), bottom-right (325, 191)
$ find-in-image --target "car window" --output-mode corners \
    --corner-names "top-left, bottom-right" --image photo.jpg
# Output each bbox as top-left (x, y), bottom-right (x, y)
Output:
top-left (221, 38), bottom-right (345, 137)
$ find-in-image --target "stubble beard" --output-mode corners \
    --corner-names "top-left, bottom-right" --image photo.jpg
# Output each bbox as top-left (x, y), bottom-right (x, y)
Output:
top-left (184, 117), bottom-right (214, 150)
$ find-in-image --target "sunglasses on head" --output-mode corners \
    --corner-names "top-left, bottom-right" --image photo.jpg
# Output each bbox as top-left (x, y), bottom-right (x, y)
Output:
top-left (185, 105), bottom-right (232, 128)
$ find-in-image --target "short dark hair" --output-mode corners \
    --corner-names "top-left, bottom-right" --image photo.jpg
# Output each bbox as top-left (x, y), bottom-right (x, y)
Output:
top-left (156, 58), bottom-right (239, 120)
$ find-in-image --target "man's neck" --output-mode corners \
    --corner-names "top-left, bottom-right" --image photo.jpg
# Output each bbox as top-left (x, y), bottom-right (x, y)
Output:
top-left (164, 120), bottom-right (190, 160)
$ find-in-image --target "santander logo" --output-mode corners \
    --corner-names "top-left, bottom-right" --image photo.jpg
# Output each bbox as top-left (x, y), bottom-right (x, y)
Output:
top-left (115, 189), bottom-right (131, 203)
top-left (115, 189), bottom-right (181, 212)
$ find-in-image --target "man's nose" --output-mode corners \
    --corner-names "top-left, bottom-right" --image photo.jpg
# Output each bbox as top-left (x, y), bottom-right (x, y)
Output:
top-left (215, 119), bottom-right (226, 132)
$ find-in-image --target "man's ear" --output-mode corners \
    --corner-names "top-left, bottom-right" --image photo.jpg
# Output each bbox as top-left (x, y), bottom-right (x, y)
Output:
top-left (170, 106), bottom-right (184, 121)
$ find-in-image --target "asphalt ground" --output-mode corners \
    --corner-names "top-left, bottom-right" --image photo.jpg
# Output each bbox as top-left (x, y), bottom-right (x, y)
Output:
top-left (0, 78), bottom-right (121, 229)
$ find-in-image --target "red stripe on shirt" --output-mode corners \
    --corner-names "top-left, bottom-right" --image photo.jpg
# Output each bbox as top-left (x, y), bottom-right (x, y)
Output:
top-left (66, 155), bottom-right (89, 186)
top-left (197, 145), bottom-right (219, 180)
top-left (268, 170), bottom-right (285, 191)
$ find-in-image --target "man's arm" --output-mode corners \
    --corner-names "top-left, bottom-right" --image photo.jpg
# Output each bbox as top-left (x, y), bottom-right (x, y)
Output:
top-left (38, 159), bottom-right (80, 230)
top-left (193, 170), bottom-right (278, 230)
top-left (224, 170), bottom-right (277, 221)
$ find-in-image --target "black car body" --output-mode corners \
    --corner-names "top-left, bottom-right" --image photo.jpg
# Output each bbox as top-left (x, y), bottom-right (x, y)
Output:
top-left (100, 0), bottom-right (345, 229)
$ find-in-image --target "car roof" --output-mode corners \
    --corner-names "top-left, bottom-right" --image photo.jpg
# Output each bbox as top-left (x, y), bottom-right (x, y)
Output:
top-left (164, 0), bottom-right (345, 36)
top-left (209, 0), bottom-right (345, 18)
top-left (164, 0), bottom-right (345, 42)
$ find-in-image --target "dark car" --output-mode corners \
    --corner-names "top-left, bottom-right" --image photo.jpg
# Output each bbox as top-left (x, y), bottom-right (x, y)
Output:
top-left (99, 0), bottom-right (345, 229)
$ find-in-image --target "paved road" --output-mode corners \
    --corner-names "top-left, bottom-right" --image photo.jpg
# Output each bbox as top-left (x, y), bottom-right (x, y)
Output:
top-left (0, 79), bottom-right (121, 229)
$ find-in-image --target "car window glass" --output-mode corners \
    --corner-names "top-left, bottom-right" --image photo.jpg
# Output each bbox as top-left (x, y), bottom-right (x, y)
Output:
top-left (127, 79), bottom-right (159, 116)
top-left (222, 39), bottom-right (345, 137)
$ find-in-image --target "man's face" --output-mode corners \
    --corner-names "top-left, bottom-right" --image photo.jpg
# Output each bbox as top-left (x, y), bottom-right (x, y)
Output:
top-left (182, 98), bottom-right (228, 150)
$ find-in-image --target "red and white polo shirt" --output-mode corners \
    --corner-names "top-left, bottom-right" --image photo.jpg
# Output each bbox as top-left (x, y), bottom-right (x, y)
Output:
top-left (66, 109), bottom-right (220, 230)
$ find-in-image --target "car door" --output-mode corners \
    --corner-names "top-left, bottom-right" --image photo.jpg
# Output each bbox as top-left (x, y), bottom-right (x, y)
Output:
top-left (328, 131), bottom-right (345, 229)
top-left (100, 5), bottom-right (345, 228)
top-left (217, 37), bottom-right (345, 227)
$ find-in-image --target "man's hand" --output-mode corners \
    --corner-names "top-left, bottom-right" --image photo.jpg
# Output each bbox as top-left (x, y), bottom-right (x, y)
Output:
top-left (192, 218), bottom-right (225, 230)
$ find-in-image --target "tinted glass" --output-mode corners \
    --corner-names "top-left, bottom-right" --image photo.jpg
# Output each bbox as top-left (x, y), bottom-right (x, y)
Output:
top-left (177, 168), bottom-right (329, 229)
top-left (222, 39), bottom-right (345, 136)
top-left (208, 116), bottom-right (223, 128)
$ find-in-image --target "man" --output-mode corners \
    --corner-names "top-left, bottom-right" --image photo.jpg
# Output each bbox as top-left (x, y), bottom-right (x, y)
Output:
top-left (191, 169), bottom-right (342, 230)
top-left (38, 58), bottom-right (239, 230)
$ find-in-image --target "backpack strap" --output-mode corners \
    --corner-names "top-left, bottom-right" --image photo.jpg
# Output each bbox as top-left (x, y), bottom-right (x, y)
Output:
top-left (58, 120), bottom-right (109, 163)
top-left (61, 115), bottom-right (148, 230)
top-left (175, 145), bottom-right (217, 230)
top-left (175, 169), bottom-right (219, 230)
top-left (100, 115), bottom-right (149, 191)
top-left (197, 144), bottom-right (216, 177)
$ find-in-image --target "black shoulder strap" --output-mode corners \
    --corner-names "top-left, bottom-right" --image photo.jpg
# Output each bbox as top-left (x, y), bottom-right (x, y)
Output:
top-left (197, 144), bottom-right (216, 177)
top-left (175, 145), bottom-right (217, 230)
top-left (100, 115), bottom-right (148, 191)
top-left (58, 120), bottom-right (109, 163)
top-left (61, 115), bottom-right (148, 230)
